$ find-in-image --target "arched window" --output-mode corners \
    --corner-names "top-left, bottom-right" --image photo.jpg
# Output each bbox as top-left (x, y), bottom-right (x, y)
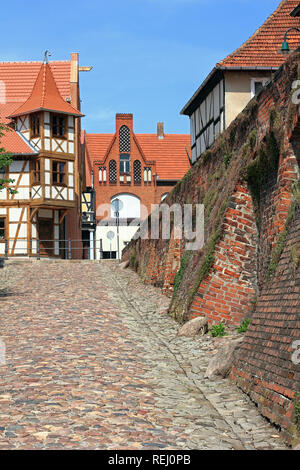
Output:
top-left (119, 125), bottom-right (130, 152)
top-left (133, 160), bottom-right (141, 184)
top-left (109, 160), bottom-right (117, 183)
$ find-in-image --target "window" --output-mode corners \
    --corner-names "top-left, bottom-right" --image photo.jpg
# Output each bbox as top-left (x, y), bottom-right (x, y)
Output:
top-left (52, 114), bottom-right (66, 138)
top-left (99, 166), bottom-right (107, 183)
top-left (52, 161), bottom-right (66, 185)
top-left (120, 154), bottom-right (130, 175)
top-left (144, 167), bottom-right (152, 183)
top-left (133, 160), bottom-right (141, 184)
top-left (33, 159), bottom-right (41, 184)
top-left (31, 113), bottom-right (40, 138)
top-left (0, 217), bottom-right (6, 240)
top-left (251, 78), bottom-right (269, 98)
top-left (119, 125), bottom-right (130, 152)
top-left (109, 160), bottom-right (117, 183)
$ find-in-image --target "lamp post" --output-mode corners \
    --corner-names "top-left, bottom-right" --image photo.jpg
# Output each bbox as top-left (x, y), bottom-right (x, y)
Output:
top-left (112, 198), bottom-right (123, 262)
top-left (281, 27), bottom-right (300, 54)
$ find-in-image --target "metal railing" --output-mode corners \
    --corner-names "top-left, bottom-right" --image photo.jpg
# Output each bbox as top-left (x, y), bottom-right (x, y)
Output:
top-left (0, 238), bottom-right (107, 261)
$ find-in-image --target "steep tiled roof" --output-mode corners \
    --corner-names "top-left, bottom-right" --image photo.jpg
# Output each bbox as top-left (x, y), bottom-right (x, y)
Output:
top-left (85, 133), bottom-right (191, 181)
top-left (0, 61), bottom-right (71, 103)
top-left (8, 63), bottom-right (83, 118)
top-left (218, 0), bottom-right (300, 68)
top-left (0, 103), bottom-right (37, 155)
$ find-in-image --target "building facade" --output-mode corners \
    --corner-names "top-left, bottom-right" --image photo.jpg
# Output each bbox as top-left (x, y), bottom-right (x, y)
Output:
top-left (181, 0), bottom-right (300, 163)
top-left (0, 53), bottom-right (88, 258)
top-left (83, 113), bottom-right (191, 259)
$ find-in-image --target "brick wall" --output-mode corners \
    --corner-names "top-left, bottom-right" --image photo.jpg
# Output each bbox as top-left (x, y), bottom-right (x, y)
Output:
top-left (231, 207), bottom-right (300, 446)
top-left (190, 184), bottom-right (258, 325)
top-left (122, 52), bottom-right (300, 443)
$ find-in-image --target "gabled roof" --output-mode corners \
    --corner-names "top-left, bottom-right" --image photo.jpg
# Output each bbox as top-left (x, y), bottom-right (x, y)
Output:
top-left (85, 132), bottom-right (191, 182)
top-left (8, 62), bottom-right (83, 118)
top-left (181, 0), bottom-right (300, 115)
top-left (218, 0), bottom-right (300, 68)
top-left (0, 104), bottom-right (38, 155)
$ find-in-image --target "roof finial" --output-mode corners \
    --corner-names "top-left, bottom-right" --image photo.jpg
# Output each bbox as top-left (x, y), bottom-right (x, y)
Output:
top-left (43, 50), bottom-right (52, 64)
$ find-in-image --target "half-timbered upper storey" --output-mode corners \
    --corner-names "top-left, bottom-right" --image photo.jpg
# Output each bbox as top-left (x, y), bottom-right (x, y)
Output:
top-left (181, 0), bottom-right (300, 163)
top-left (0, 53), bottom-right (88, 257)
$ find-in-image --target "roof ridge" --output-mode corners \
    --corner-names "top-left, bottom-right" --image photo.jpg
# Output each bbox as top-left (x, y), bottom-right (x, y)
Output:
top-left (0, 60), bottom-right (70, 64)
top-left (217, 0), bottom-right (294, 67)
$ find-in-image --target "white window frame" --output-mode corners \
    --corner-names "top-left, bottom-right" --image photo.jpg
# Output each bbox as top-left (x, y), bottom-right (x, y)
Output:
top-left (250, 78), bottom-right (269, 98)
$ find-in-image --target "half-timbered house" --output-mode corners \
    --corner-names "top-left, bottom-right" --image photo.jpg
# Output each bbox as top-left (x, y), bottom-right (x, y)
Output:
top-left (0, 53), bottom-right (87, 258)
top-left (82, 113), bottom-right (191, 259)
top-left (181, 0), bottom-right (300, 163)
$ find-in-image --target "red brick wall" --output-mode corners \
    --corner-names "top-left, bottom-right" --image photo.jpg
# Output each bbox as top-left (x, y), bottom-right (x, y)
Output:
top-left (92, 114), bottom-right (175, 221)
top-left (122, 52), bottom-right (300, 444)
top-left (231, 207), bottom-right (300, 446)
top-left (190, 184), bottom-right (258, 325)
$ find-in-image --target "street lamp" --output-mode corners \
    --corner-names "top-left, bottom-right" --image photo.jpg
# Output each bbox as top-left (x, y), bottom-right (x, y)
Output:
top-left (281, 27), bottom-right (300, 54)
top-left (111, 198), bottom-right (123, 262)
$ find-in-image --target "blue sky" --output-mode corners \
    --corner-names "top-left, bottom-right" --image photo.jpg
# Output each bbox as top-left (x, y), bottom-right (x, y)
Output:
top-left (2, 0), bottom-right (281, 133)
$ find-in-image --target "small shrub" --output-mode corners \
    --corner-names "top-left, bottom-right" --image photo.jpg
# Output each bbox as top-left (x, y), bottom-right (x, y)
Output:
top-left (237, 318), bottom-right (251, 333)
top-left (224, 153), bottom-right (232, 169)
top-left (210, 323), bottom-right (227, 337)
top-left (293, 392), bottom-right (300, 431)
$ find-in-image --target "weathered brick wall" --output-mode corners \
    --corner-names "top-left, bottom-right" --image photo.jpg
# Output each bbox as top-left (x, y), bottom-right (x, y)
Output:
top-left (231, 207), bottom-right (300, 446)
top-left (123, 53), bottom-right (300, 325)
top-left (190, 184), bottom-right (258, 325)
top-left (122, 52), bottom-right (300, 443)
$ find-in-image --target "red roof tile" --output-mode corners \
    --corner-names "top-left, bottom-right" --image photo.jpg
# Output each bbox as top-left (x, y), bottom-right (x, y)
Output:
top-left (137, 134), bottom-right (191, 180)
top-left (85, 133), bottom-right (191, 181)
top-left (8, 63), bottom-right (83, 117)
top-left (0, 61), bottom-right (71, 103)
top-left (0, 128), bottom-right (37, 155)
top-left (218, 0), bottom-right (300, 68)
top-left (0, 103), bottom-right (37, 155)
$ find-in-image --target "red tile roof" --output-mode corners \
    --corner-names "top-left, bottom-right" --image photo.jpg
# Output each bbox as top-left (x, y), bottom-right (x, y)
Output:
top-left (0, 103), bottom-right (37, 155)
top-left (85, 132), bottom-right (191, 182)
top-left (0, 61), bottom-right (71, 103)
top-left (8, 63), bottom-right (83, 118)
top-left (218, 0), bottom-right (300, 68)
top-left (137, 134), bottom-right (191, 180)
top-left (0, 128), bottom-right (37, 155)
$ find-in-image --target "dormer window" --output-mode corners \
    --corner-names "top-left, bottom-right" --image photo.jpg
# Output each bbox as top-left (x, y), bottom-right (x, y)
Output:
top-left (52, 114), bottom-right (66, 138)
top-left (30, 113), bottom-right (40, 138)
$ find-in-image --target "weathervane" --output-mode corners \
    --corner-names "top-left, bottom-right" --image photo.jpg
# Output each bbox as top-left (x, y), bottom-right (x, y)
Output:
top-left (43, 50), bottom-right (52, 64)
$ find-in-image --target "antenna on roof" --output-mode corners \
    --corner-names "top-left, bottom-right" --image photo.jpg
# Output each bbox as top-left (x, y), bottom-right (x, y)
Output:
top-left (43, 50), bottom-right (52, 64)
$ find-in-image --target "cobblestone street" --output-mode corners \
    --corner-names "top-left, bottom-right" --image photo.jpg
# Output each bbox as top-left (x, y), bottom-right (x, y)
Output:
top-left (0, 260), bottom-right (288, 450)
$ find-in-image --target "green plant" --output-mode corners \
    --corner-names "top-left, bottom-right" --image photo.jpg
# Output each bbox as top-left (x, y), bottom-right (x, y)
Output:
top-left (291, 244), bottom-right (300, 271)
top-left (293, 392), bottom-right (300, 431)
top-left (0, 122), bottom-right (16, 194)
top-left (173, 251), bottom-right (191, 296)
top-left (210, 323), bottom-right (227, 337)
top-left (224, 153), bottom-right (232, 169)
top-left (237, 318), bottom-right (251, 333)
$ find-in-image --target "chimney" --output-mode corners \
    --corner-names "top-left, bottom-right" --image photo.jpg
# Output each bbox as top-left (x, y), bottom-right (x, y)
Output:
top-left (157, 122), bottom-right (164, 139)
